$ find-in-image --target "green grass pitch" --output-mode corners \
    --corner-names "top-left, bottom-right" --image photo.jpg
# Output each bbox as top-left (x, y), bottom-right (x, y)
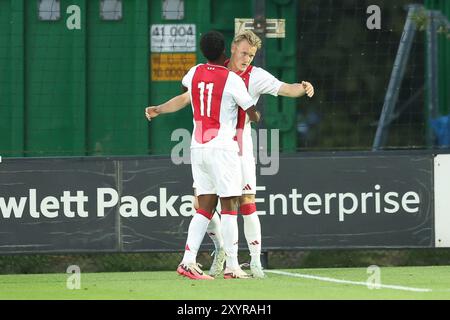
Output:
top-left (1, 266), bottom-right (449, 300)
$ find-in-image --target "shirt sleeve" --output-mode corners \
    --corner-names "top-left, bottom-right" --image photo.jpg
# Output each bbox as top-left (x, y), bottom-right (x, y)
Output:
top-left (227, 72), bottom-right (254, 111)
top-left (251, 67), bottom-right (284, 97)
top-left (181, 66), bottom-right (197, 91)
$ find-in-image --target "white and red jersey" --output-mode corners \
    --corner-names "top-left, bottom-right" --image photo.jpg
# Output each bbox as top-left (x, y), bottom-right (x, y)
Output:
top-left (225, 60), bottom-right (284, 157)
top-left (182, 63), bottom-right (254, 152)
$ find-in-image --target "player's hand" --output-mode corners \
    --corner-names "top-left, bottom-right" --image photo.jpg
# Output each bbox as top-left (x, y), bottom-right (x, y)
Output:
top-left (255, 111), bottom-right (261, 123)
top-left (145, 106), bottom-right (160, 121)
top-left (301, 81), bottom-right (314, 98)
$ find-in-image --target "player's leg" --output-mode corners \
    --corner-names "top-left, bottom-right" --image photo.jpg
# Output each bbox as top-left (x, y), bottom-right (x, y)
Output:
top-left (213, 149), bottom-right (251, 279)
top-left (205, 205), bottom-right (224, 254)
top-left (178, 194), bottom-right (216, 280)
top-left (207, 211), bottom-right (226, 276)
top-left (178, 149), bottom-right (215, 280)
top-left (241, 195), bottom-right (261, 262)
top-left (220, 196), bottom-right (250, 278)
top-left (207, 211), bottom-right (223, 250)
top-left (194, 188), bottom-right (225, 277)
top-left (240, 154), bottom-right (265, 278)
top-left (194, 188), bottom-right (224, 252)
top-left (182, 194), bottom-right (217, 264)
top-left (240, 194), bottom-right (265, 278)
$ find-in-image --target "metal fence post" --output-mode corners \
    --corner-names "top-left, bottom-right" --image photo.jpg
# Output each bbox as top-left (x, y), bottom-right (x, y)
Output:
top-left (372, 4), bottom-right (421, 150)
top-left (426, 10), bottom-right (440, 148)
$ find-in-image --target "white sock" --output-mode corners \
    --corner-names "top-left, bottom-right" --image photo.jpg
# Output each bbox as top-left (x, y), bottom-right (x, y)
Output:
top-left (243, 213), bottom-right (262, 265)
top-left (182, 213), bottom-right (210, 265)
top-left (221, 213), bottom-right (239, 269)
top-left (207, 212), bottom-right (224, 251)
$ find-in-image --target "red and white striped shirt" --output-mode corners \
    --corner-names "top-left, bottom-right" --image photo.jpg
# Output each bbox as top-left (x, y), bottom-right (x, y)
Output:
top-left (224, 60), bottom-right (284, 157)
top-left (182, 63), bottom-right (254, 152)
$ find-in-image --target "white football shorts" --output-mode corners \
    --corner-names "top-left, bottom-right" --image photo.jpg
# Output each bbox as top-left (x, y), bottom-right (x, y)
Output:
top-left (191, 148), bottom-right (243, 198)
top-left (240, 153), bottom-right (256, 195)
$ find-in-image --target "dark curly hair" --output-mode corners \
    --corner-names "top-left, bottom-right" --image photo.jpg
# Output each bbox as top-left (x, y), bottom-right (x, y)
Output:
top-left (200, 30), bottom-right (225, 62)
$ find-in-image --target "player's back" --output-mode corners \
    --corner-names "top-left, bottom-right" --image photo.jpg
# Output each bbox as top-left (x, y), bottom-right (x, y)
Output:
top-left (182, 63), bottom-right (254, 152)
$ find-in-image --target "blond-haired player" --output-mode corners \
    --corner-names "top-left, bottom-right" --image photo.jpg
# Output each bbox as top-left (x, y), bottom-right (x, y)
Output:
top-left (146, 30), bottom-right (314, 278)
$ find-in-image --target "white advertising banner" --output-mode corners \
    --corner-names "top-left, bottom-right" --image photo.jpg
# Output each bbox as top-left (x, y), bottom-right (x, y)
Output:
top-left (150, 24), bottom-right (196, 52)
top-left (434, 154), bottom-right (450, 247)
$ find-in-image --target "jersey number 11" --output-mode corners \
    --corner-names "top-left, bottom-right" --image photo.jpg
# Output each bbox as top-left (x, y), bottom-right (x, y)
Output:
top-left (198, 82), bottom-right (214, 118)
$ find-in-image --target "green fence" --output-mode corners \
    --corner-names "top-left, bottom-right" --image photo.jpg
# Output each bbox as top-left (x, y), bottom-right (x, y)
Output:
top-left (0, 0), bottom-right (298, 157)
top-left (425, 0), bottom-right (449, 116)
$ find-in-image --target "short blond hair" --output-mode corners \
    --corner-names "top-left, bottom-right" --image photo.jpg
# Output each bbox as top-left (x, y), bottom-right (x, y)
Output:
top-left (232, 30), bottom-right (262, 49)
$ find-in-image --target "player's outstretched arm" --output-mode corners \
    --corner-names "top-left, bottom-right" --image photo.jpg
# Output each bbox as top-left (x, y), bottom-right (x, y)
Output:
top-left (277, 81), bottom-right (314, 98)
top-left (245, 106), bottom-right (261, 123)
top-left (145, 91), bottom-right (191, 121)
